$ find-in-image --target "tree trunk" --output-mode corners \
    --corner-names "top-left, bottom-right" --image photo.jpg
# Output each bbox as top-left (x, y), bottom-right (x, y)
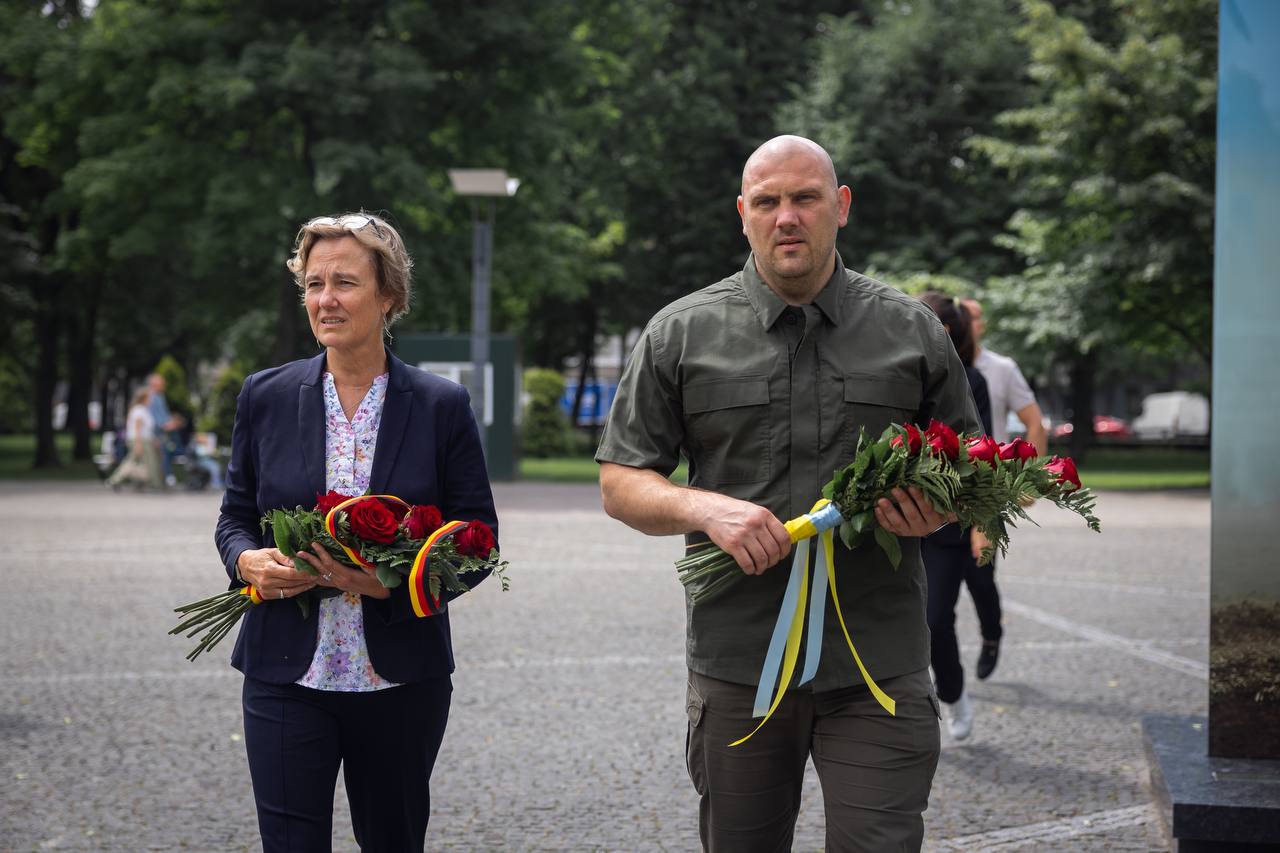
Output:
top-left (569, 300), bottom-right (598, 428)
top-left (274, 275), bottom-right (302, 365)
top-left (65, 278), bottom-right (101, 460)
top-left (32, 281), bottom-right (62, 468)
top-left (1067, 350), bottom-right (1097, 465)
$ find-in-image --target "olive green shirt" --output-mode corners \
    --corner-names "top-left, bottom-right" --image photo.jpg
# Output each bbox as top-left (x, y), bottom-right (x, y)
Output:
top-left (597, 254), bottom-right (981, 691)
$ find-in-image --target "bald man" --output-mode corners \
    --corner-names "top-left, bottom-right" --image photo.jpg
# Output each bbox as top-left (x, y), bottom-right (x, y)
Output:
top-left (596, 136), bottom-right (980, 852)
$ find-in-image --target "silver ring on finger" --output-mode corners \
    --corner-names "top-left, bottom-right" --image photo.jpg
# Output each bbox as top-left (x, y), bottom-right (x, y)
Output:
top-left (324, 573), bottom-right (333, 581)
top-left (278, 589), bottom-right (284, 599)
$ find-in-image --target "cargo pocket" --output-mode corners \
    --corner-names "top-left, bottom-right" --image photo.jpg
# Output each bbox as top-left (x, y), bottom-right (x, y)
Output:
top-left (840, 374), bottom-right (921, 463)
top-left (685, 674), bottom-right (708, 796)
top-left (684, 377), bottom-right (771, 485)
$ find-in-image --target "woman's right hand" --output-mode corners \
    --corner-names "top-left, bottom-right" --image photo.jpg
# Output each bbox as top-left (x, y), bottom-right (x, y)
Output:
top-left (236, 547), bottom-right (318, 600)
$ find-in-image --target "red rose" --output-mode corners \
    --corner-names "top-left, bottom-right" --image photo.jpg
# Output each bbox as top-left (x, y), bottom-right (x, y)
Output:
top-left (315, 490), bottom-right (354, 516)
top-left (453, 520), bottom-right (496, 558)
top-left (347, 497), bottom-right (400, 544)
top-left (403, 504), bottom-right (444, 540)
top-left (1044, 456), bottom-right (1082, 490)
top-left (890, 424), bottom-right (923, 455)
top-left (382, 498), bottom-right (411, 521)
top-left (924, 419), bottom-right (960, 460)
top-left (966, 435), bottom-right (1000, 466)
top-left (998, 438), bottom-right (1038, 463)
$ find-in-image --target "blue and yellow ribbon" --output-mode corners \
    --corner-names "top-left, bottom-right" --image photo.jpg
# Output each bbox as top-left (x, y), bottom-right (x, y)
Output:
top-left (731, 499), bottom-right (896, 747)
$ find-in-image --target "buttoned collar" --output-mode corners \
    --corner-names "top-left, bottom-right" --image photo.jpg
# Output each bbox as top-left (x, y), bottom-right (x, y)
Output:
top-left (741, 252), bottom-right (847, 330)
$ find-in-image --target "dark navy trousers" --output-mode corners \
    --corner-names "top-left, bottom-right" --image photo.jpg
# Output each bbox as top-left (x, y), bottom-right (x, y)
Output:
top-left (242, 675), bottom-right (451, 852)
top-left (923, 524), bottom-right (1001, 703)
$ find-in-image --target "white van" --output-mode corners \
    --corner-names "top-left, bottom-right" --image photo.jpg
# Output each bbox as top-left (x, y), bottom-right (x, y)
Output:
top-left (1131, 392), bottom-right (1210, 440)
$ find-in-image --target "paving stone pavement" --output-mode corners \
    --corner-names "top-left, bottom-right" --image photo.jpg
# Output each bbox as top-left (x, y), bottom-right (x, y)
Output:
top-left (0, 481), bottom-right (1207, 852)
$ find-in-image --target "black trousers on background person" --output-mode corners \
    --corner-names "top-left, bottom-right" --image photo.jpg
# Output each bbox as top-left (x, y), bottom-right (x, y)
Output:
top-left (923, 523), bottom-right (996, 703)
top-left (242, 675), bottom-right (451, 853)
top-left (964, 554), bottom-right (1003, 644)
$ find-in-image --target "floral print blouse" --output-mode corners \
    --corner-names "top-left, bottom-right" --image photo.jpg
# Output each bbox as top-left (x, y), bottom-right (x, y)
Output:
top-left (296, 371), bottom-right (397, 692)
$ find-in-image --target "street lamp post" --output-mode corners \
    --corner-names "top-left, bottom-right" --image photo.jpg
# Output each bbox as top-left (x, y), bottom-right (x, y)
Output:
top-left (447, 169), bottom-right (520, 459)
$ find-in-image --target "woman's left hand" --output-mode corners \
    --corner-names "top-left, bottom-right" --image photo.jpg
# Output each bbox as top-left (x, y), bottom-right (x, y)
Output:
top-left (294, 542), bottom-right (392, 600)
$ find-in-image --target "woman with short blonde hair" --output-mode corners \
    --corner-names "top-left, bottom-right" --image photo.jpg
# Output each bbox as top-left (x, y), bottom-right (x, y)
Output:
top-left (217, 211), bottom-right (496, 850)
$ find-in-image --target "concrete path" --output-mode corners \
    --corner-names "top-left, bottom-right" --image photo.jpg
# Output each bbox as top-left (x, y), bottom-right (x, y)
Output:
top-left (0, 481), bottom-right (1206, 851)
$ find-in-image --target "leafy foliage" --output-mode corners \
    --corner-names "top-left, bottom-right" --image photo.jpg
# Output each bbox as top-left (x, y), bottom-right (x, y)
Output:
top-left (521, 368), bottom-right (572, 458)
top-left (783, 0), bottom-right (1030, 282)
top-left (678, 422), bottom-right (1100, 605)
top-left (969, 0), bottom-right (1216, 375)
top-left (1, 0), bottom-right (1216, 469)
top-left (152, 354), bottom-right (194, 422)
top-left (197, 362), bottom-right (246, 447)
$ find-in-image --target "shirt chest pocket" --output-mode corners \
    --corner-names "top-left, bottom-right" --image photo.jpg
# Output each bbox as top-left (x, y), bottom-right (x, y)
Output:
top-left (840, 375), bottom-right (921, 464)
top-left (684, 377), bottom-right (771, 485)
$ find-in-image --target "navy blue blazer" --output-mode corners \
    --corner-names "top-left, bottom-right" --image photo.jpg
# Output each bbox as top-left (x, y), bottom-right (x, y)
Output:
top-left (214, 350), bottom-right (497, 685)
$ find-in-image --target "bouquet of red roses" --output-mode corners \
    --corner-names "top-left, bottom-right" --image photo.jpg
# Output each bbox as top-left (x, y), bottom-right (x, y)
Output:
top-left (171, 492), bottom-right (508, 661)
top-left (678, 420), bottom-right (1098, 746)
top-left (677, 420), bottom-right (1099, 605)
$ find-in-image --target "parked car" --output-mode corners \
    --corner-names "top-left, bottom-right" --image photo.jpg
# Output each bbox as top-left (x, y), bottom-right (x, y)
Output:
top-left (1131, 391), bottom-right (1210, 440)
top-left (1052, 415), bottom-right (1134, 441)
top-left (1004, 411), bottom-right (1052, 439)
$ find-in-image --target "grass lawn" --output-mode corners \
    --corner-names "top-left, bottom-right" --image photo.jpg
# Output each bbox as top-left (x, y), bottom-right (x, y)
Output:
top-left (0, 433), bottom-right (103, 481)
top-left (1072, 446), bottom-right (1209, 491)
top-left (520, 456), bottom-right (689, 485)
top-left (520, 447), bottom-right (1209, 491)
top-left (1, 434), bottom-right (1209, 491)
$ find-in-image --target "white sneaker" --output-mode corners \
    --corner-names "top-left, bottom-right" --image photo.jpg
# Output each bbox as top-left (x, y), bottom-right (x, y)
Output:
top-left (945, 691), bottom-right (974, 741)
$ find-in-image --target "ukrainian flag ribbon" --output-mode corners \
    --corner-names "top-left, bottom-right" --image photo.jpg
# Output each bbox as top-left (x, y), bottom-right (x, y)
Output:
top-left (731, 499), bottom-right (896, 747)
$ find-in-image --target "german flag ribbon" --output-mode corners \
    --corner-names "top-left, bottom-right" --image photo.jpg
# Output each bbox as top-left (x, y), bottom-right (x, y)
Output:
top-left (241, 585), bottom-right (264, 605)
top-left (731, 499), bottom-right (896, 747)
top-left (408, 520), bottom-right (467, 618)
top-left (323, 495), bottom-right (411, 569)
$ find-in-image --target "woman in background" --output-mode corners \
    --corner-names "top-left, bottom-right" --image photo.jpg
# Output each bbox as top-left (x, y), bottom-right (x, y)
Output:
top-left (919, 291), bottom-right (993, 742)
top-left (107, 386), bottom-right (163, 490)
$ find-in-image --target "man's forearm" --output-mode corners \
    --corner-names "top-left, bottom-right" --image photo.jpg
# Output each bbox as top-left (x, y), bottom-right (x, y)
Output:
top-left (1017, 403), bottom-right (1049, 456)
top-left (599, 462), bottom-right (708, 536)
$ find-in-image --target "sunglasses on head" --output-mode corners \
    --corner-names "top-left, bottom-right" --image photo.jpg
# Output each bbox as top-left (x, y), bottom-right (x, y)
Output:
top-left (307, 214), bottom-right (386, 239)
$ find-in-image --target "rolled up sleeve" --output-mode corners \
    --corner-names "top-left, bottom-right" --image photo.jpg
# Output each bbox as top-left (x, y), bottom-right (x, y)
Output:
top-left (595, 324), bottom-right (684, 476)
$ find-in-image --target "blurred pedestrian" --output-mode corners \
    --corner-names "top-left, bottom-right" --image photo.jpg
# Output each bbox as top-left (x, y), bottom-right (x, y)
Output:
top-left (107, 386), bottom-right (163, 490)
top-left (146, 373), bottom-right (183, 487)
top-left (919, 292), bottom-right (991, 740)
top-left (960, 297), bottom-right (1047, 681)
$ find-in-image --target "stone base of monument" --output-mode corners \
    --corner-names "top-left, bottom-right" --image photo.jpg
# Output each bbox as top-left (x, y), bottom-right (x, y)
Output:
top-left (1143, 715), bottom-right (1280, 852)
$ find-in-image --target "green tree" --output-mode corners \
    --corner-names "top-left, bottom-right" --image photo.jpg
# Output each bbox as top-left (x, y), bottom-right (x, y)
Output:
top-left (520, 368), bottom-right (572, 457)
top-left (2, 0), bottom-right (638, 465)
top-left (153, 354), bottom-right (194, 424)
top-left (782, 0), bottom-right (1031, 283)
top-left (614, 0), bottom-right (862, 328)
top-left (970, 0), bottom-right (1216, 457)
top-left (198, 361), bottom-right (247, 448)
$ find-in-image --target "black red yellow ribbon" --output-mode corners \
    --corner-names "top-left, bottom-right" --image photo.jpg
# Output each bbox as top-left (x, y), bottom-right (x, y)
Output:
top-left (321, 494), bottom-right (466, 619)
top-left (323, 494), bottom-right (411, 568)
top-left (408, 520), bottom-right (466, 617)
